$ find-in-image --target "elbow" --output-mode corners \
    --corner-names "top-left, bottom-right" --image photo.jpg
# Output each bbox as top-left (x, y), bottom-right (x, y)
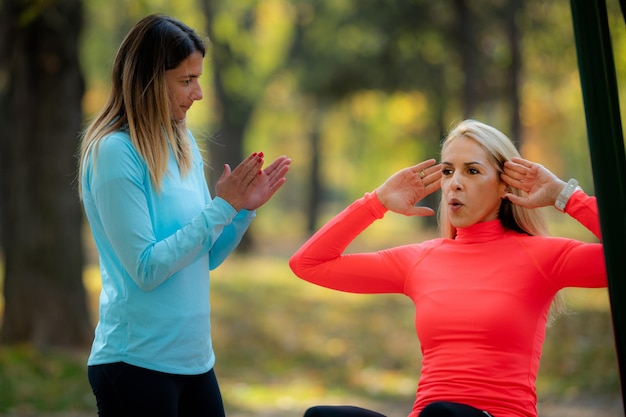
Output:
top-left (288, 255), bottom-right (318, 284)
top-left (209, 257), bottom-right (225, 271)
top-left (132, 260), bottom-right (170, 292)
top-left (288, 255), bottom-right (303, 278)
top-left (133, 272), bottom-right (164, 292)
top-left (289, 256), bottom-right (339, 291)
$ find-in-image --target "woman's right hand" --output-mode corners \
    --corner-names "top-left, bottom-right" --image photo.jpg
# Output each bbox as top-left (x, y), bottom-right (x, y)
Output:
top-left (376, 159), bottom-right (442, 216)
top-left (215, 152), bottom-right (264, 211)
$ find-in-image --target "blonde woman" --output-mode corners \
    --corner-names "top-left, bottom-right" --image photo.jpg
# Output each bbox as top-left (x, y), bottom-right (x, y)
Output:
top-left (289, 119), bottom-right (605, 417)
top-left (79, 14), bottom-right (290, 416)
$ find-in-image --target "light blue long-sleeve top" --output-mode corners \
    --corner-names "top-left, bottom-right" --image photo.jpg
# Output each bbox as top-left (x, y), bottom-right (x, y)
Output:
top-left (81, 129), bottom-right (254, 375)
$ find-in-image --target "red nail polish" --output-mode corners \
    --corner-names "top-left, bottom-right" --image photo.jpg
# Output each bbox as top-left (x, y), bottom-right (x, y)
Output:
top-left (257, 157), bottom-right (262, 163)
top-left (258, 152), bottom-right (264, 158)
top-left (258, 170), bottom-right (262, 175)
top-left (252, 152), bottom-right (257, 157)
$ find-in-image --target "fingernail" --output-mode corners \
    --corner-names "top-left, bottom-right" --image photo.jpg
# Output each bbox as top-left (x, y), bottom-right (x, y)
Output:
top-left (258, 152), bottom-right (264, 157)
top-left (258, 170), bottom-right (262, 175)
top-left (258, 157), bottom-right (263, 163)
top-left (252, 152), bottom-right (258, 157)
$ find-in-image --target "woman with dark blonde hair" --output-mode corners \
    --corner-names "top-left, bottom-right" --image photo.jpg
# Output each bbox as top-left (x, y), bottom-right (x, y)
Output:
top-left (289, 119), bottom-right (605, 417)
top-left (79, 14), bottom-right (290, 416)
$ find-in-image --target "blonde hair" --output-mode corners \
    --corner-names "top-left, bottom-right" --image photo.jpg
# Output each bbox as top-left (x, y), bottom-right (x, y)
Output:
top-left (438, 119), bottom-right (565, 320)
top-left (78, 15), bottom-right (205, 196)
top-left (438, 119), bottom-right (549, 239)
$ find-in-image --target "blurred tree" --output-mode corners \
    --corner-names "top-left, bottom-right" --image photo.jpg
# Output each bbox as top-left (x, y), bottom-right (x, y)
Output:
top-left (201, 0), bottom-right (293, 250)
top-left (452, 0), bottom-right (479, 118)
top-left (505, 0), bottom-right (523, 146)
top-left (287, 0), bottom-right (453, 231)
top-left (284, 0), bottom-right (529, 232)
top-left (450, 0), bottom-right (524, 145)
top-left (0, 0), bottom-right (92, 347)
top-left (202, 0), bottom-right (256, 192)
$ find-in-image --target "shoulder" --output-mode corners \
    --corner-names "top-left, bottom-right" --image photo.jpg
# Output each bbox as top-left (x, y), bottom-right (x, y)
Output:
top-left (89, 131), bottom-right (147, 181)
top-left (96, 131), bottom-right (133, 155)
top-left (384, 238), bottom-right (445, 257)
top-left (94, 131), bottom-right (144, 166)
top-left (511, 233), bottom-right (587, 254)
top-left (423, 238), bottom-right (447, 248)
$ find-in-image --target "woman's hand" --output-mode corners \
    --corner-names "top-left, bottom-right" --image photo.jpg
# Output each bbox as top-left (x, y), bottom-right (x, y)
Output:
top-left (215, 152), bottom-right (266, 211)
top-left (501, 157), bottom-right (566, 208)
top-left (243, 155), bottom-right (291, 210)
top-left (376, 159), bottom-right (442, 216)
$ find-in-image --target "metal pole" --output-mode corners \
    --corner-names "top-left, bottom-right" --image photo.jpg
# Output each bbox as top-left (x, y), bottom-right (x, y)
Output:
top-left (570, 0), bottom-right (626, 405)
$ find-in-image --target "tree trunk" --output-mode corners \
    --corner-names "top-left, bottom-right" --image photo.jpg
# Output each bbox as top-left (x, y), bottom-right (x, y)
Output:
top-left (506, 0), bottom-right (523, 148)
top-left (203, 0), bottom-right (258, 252)
top-left (0, 0), bottom-right (92, 347)
top-left (452, 0), bottom-right (478, 118)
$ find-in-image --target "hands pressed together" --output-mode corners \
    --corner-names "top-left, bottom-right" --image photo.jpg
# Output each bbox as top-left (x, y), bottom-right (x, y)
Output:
top-left (215, 152), bottom-right (291, 211)
top-left (376, 156), bottom-right (569, 216)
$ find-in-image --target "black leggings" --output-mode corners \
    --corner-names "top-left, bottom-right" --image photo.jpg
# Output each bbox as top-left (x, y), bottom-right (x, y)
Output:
top-left (88, 362), bottom-right (225, 417)
top-left (304, 403), bottom-right (494, 417)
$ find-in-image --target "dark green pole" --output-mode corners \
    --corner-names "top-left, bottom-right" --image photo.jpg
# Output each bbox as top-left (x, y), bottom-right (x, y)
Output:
top-left (570, 0), bottom-right (626, 405)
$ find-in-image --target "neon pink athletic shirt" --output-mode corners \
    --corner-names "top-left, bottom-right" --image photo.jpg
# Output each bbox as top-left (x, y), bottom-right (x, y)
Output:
top-left (289, 190), bottom-right (606, 417)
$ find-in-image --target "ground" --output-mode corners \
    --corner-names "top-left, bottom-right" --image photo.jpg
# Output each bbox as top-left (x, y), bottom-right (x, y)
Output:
top-left (1, 397), bottom-right (623, 417)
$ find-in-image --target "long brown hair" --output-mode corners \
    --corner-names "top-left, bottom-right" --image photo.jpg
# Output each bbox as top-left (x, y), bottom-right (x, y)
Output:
top-left (78, 14), bottom-right (206, 196)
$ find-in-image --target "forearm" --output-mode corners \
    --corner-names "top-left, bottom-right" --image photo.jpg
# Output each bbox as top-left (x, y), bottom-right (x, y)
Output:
top-left (209, 208), bottom-right (256, 270)
top-left (95, 179), bottom-right (238, 291)
top-left (565, 190), bottom-right (602, 240)
top-left (138, 198), bottom-right (240, 283)
top-left (289, 192), bottom-right (406, 293)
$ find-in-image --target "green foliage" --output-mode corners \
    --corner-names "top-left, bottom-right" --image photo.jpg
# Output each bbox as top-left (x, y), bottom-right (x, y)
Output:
top-left (77, 0), bottom-right (626, 219)
top-left (541, 304), bottom-right (620, 398)
top-left (210, 0), bottom-right (294, 101)
top-left (287, 0), bottom-right (447, 97)
top-left (0, 345), bottom-right (92, 413)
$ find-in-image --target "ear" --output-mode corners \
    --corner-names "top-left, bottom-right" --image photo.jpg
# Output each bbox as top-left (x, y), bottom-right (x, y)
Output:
top-left (499, 181), bottom-right (510, 199)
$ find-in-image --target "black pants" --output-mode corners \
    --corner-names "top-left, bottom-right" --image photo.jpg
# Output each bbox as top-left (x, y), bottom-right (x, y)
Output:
top-left (304, 402), bottom-right (493, 417)
top-left (88, 362), bottom-right (225, 417)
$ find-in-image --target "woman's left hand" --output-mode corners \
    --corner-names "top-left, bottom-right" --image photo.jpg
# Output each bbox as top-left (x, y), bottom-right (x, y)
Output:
top-left (243, 155), bottom-right (291, 210)
top-left (501, 157), bottom-right (566, 208)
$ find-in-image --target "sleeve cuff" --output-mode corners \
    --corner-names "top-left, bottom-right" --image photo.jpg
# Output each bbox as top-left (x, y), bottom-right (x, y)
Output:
top-left (366, 191), bottom-right (389, 219)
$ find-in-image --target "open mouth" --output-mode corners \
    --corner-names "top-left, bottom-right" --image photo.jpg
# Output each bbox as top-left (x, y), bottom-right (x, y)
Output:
top-left (449, 198), bottom-right (463, 211)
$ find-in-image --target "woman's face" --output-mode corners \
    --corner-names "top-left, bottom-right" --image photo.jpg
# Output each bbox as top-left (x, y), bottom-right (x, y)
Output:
top-left (165, 51), bottom-right (204, 122)
top-left (441, 137), bottom-right (507, 229)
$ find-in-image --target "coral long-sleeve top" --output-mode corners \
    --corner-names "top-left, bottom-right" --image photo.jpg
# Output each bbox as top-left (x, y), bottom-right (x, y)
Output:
top-left (289, 190), bottom-right (606, 417)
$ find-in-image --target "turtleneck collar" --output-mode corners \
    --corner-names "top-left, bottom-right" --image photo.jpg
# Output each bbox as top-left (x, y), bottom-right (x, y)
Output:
top-left (454, 219), bottom-right (511, 244)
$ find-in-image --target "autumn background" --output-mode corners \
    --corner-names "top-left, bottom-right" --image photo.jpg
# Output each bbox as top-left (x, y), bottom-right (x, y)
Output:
top-left (0, 0), bottom-right (625, 416)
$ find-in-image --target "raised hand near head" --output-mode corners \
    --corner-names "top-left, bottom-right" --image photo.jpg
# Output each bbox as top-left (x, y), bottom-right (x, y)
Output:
top-left (376, 159), bottom-right (442, 217)
top-left (501, 157), bottom-right (567, 208)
